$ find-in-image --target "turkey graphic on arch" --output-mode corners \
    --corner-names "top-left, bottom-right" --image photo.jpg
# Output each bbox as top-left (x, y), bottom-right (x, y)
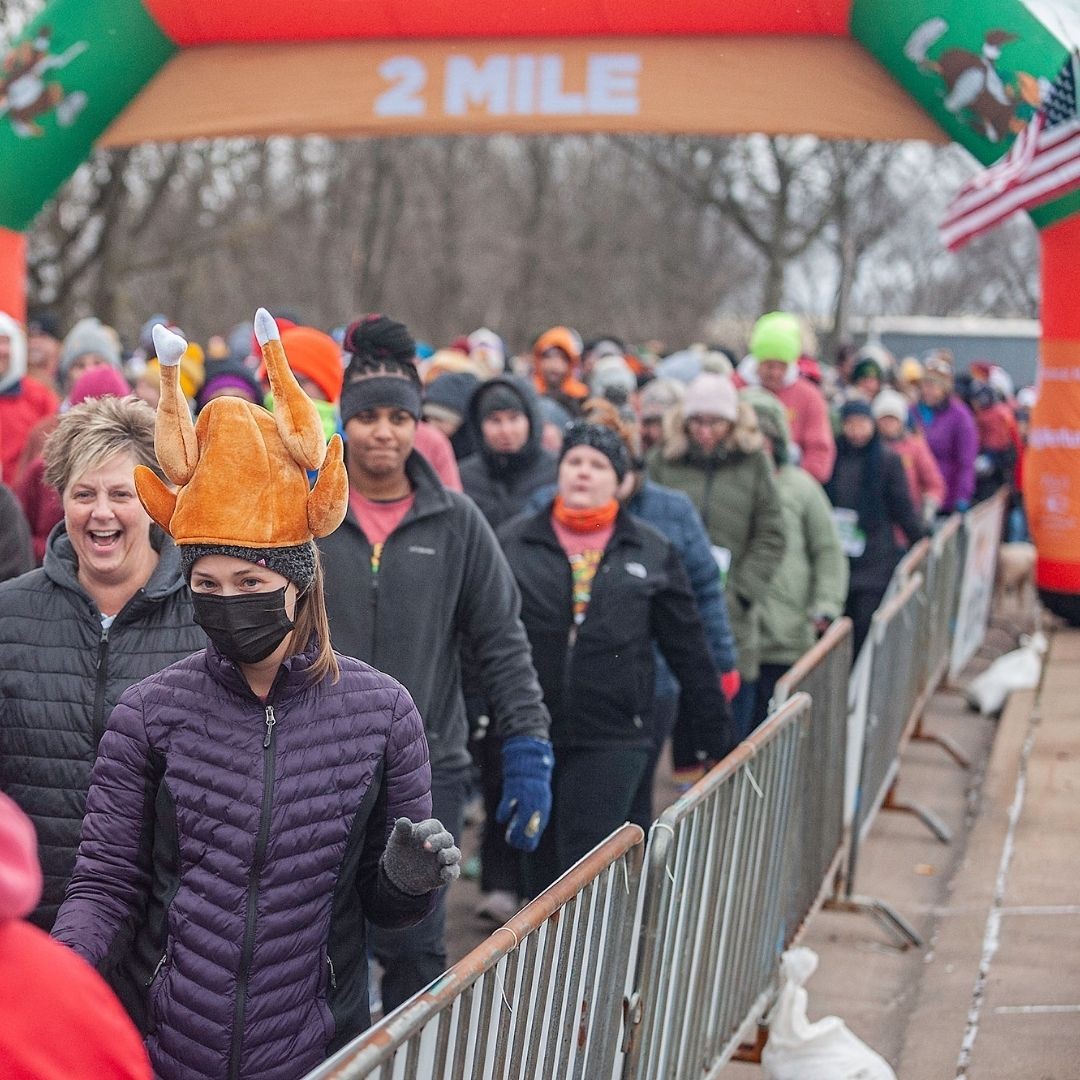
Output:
top-left (0, 25), bottom-right (87, 138)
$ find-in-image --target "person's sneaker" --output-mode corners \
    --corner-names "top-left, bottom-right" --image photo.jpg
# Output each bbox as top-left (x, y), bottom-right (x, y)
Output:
top-left (474, 889), bottom-right (520, 924)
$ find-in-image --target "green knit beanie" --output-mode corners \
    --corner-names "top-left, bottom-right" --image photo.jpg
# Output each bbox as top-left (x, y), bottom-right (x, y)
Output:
top-left (749, 312), bottom-right (802, 364)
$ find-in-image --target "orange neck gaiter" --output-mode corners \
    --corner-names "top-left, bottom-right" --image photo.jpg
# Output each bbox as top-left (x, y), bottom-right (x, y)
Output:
top-left (551, 495), bottom-right (619, 533)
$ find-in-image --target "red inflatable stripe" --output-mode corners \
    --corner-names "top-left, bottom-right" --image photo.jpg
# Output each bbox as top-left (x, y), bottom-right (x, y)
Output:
top-left (1036, 557), bottom-right (1080, 592)
top-left (140, 0), bottom-right (854, 45)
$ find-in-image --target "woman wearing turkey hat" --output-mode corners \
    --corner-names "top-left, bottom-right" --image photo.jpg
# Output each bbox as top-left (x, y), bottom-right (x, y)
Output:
top-left (53, 312), bottom-right (459, 1080)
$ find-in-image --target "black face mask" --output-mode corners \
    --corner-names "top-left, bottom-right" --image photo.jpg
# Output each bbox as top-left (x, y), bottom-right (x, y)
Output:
top-left (191, 586), bottom-right (295, 665)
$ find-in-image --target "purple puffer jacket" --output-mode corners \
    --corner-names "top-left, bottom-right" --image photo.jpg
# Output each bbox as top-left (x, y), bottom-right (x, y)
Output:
top-left (913, 396), bottom-right (979, 512)
top-left (52, 640), bottom-right (434, 1080)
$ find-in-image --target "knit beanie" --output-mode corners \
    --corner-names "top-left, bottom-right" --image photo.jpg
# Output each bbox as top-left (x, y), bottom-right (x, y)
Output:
top-left (135, 310), bottom-right (348, 593)
top-left (589, 356), bottom-right (637, 402)
top-left (0, 791), bottom-right (42, 921)
top-left (682, 372), bottom-right (739, 422)
top-left (60, 317), bottom-right (121, 377)
top-left (923, 354), bottom-right (954, 389)
top-left (534, 326), bottom-right (582, 365)
top-left (423, 371), bottom-right (479, 420)
top-left (264, 326), bottom-right (344, 404)
top-left (851, 357), bottom-right (883, 384)
top-left (639, 376), bottom-right (684, 420)
top-left (871, 388), bottom-right (909, 424)
top-left (475, 382), bottom-right (525, 421)
top-left (840, 399), bottom-right (874, 423)
top-left (180, 540), bottom-right (318, 590)
top-left (69, 365), bottom-right (131, 405)
top-left (197, 360), bottom-right (263, 411)
top-left (749, 312), bottom-right (802, 364)
top-left (560, 420), bottom-right (629, 481)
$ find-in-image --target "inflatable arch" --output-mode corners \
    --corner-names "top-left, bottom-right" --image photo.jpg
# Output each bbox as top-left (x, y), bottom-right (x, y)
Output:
top-left (2, 0), bottom-right (1079, 615)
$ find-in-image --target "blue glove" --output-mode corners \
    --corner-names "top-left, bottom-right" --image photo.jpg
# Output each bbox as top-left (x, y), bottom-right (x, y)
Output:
top-left (496, 736), bottom-right (554, 853)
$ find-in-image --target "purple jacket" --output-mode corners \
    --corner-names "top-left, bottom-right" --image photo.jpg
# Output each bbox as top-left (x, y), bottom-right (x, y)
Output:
top-left (52, 640), bottom-right (434, 1080)
top-left (913, 396), bottom-right (979, 512)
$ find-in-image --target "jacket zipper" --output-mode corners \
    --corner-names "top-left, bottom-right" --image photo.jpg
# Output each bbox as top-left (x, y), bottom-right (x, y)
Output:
top-left (327, 953), bottom-right (337, 991)
top-left (227, 704), bottom-right (279, 1080)
top-left (92, 625), bottom-right (111, 744)
top-left (145, 948), bottom-right (168, 987)
top-left (702, 464), bottom-right (716, 532)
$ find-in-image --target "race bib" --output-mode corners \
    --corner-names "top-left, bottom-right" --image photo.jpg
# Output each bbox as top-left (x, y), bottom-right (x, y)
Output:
top-left (711, 545), bottom-right (732, 588)
top-left (831, 508), bottom-right (866, 558)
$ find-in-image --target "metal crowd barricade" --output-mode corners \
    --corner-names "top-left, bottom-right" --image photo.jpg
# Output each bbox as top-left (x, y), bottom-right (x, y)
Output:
top-left (830, 572), bottom-right (938, 948)
top-left (622, 695), bottom-right (812, 1080)
top-left (770, 619), bottom-right (853, 948)
top-left (303, 825), bottom-right (643, 1080)
top-left (907, 514), bottom-right (970, 766)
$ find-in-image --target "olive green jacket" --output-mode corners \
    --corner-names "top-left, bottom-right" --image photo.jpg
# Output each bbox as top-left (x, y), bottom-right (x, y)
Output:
top-left (647, 401), bottom-right (786, 680)
top-left (759, 464), bottom-right (848, 666)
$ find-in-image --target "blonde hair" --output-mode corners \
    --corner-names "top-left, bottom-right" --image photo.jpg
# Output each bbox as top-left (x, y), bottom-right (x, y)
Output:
top-left (291, 551), bottom-right (340, 685)
top-left (43, 395), bottom-right (162, 494)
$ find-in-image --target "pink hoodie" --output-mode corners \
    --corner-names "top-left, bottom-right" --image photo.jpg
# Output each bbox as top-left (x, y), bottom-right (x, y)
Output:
top-left (0, 793), bottom-right (41, 921)
top-left (0, 793), bottom-right (151, 1080)
top-left (735, 360), bottom-right (836, 483)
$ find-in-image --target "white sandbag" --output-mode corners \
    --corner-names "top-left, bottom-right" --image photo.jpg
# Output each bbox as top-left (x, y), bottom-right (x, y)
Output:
top-left (762, 947), bottom-right (896, 1080)
top-left (965, 632), bottom-right (1047, 716)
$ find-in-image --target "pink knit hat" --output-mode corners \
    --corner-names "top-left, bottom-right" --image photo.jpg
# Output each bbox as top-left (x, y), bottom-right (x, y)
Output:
top-left (69, 364), bottom-right (131, 406)
top-left (682, 372), bottom-right (738, 422)
top-left (0, 792), bottom-right (42, 921)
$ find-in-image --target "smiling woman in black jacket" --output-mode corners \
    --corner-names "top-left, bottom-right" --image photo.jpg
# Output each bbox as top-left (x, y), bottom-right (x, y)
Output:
top-left (498, 422), bottom-right (737, 890)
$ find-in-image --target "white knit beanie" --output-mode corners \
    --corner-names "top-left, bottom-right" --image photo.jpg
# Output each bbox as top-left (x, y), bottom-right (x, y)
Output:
top-left (683, 372), bottom-right (738, 422)
top-left (871, 387), bottom-right (909, 424)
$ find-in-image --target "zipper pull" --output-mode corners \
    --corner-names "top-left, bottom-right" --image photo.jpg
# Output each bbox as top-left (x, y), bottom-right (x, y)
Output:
top-left (145, 949), bottom-right (168, 986)
top-left (264, 705), bottom-right (276, 748)
top-left (96, 626), bottom-right (110, 669)
top-left (327, 954), bottom-right (337, 990)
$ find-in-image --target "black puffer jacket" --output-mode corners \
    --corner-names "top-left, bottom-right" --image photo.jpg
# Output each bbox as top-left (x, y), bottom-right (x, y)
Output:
top-left (497, 505), bottom-right (736, 758)
top-left (459, 376), bottom-right (558, 530)
top-left (0, 525), bottom-right (205, 928)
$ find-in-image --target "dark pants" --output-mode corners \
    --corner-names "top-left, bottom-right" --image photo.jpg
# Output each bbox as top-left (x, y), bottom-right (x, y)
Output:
top-left (628, 695), bottom-right (679, 830)
top-left (477, 733), bottom-right (524, 895)
top-left (751, 663), bottom-right (789, 733)
top-left (730, 679), bottom-right (757, 742)
top-left (526, 746), bottom-right (649, 896)
top-left (368, 768), bottom-right (470, 1015)
top-left (846, 585), bottom-right (887, 659)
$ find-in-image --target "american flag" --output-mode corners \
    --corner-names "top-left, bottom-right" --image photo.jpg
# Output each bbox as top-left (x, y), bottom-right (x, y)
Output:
top-left (940, 51), bottom-right (1080, 252)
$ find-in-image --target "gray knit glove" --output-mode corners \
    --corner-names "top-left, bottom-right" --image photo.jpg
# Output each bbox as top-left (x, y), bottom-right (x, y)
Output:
top-left (381, 818), bottom-right (461, 895)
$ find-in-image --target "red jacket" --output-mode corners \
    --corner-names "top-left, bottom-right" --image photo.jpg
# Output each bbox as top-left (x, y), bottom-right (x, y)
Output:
top-left (0, 921), bottom-right (151, 1079)
top-left (0, 380), bottom-right (58, 485)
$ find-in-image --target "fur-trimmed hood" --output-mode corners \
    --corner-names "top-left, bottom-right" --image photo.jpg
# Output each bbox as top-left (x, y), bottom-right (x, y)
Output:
top-left (660, 397), bottom-right (764, 462)
top-left (0, 312), bottom-right (28, 395)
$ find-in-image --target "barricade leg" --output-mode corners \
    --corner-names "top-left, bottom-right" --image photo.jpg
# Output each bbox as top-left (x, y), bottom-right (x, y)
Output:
top-left (911, 714), bottom-right (972, 769)
top-left (880, 778), bottom-right (952, 843)
top-left (822, 893), bottom-right (924, 949)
